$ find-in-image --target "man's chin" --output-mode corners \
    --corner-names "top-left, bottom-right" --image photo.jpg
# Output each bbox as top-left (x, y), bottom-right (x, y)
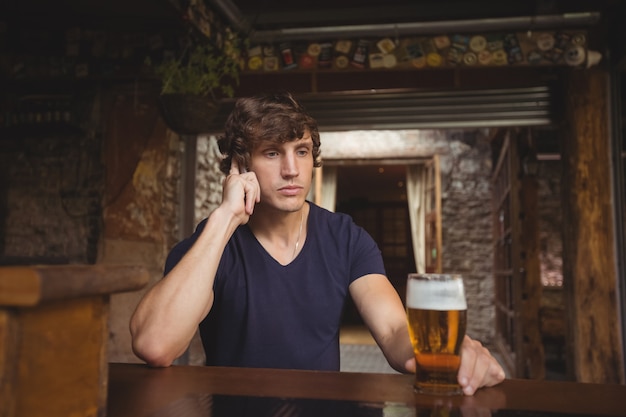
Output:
top-left (258, 197), bottom-right (306, 213)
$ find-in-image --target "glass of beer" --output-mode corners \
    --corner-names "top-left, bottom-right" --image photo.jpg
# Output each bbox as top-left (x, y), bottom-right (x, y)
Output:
top-left (406, 273), bottom-right (467, 395)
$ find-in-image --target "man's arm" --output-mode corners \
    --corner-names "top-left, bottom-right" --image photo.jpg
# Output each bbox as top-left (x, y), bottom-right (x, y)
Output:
top-left (129, 207), bottom-right (236, 366)
top-left (349, 274), bottom-right (414, 373)
top-left (349, 274), bottom-right (505, 395)
top-left (129, 161), bottom-right (259, 367)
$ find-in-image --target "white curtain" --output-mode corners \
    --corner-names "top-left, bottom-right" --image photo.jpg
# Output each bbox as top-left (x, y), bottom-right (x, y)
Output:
top-left (320, 166), bottom-right (337, 212)
top-left (406, 165), bottom-right (426, 273)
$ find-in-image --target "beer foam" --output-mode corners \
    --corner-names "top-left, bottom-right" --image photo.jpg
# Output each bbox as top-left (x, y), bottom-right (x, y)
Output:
top-left (406, 277), bottom-right (467, 310)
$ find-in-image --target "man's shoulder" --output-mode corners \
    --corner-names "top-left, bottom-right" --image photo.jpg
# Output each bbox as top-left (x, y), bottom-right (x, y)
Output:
top-left (309, 201), bottom-right (352, 224)
top-left (308, 202), bottom-right (363, 238)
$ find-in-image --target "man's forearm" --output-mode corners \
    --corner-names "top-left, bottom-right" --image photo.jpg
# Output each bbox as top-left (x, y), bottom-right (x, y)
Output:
top-left (129, 206), bottom-right (239, 366)
top-left (379, 325), bottom-right (414, 374)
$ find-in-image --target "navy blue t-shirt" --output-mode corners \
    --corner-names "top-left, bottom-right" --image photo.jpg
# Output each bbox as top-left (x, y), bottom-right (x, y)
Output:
top-left (164, 202), bottom-right (386, 371)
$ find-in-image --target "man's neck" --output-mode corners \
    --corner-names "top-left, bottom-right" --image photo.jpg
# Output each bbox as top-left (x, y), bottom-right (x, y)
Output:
top-left (247, 202), bottom-right (309, 265)
top-left (249, 202), bottom-right (307, 239)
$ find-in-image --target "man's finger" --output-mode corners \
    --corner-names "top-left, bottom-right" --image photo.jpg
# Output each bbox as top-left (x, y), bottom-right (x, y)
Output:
top-left (404, 357), bottom-right (416, 374)
top-left (244, 183), bottom-right (258, 215)
top-left (229, 158), bottom-right (240, 175)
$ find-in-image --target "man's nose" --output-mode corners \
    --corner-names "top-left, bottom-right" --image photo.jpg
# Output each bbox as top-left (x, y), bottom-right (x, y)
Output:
top-left (281, 153), bottom-right (299, 177)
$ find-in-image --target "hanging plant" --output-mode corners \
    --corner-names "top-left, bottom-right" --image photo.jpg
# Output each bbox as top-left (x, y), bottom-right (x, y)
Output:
top-left (146, 29), bottom-right (244, 134)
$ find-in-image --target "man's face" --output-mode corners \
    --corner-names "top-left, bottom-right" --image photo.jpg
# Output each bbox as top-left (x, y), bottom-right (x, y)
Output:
top-left (248, 133), bottom-right (314, 213)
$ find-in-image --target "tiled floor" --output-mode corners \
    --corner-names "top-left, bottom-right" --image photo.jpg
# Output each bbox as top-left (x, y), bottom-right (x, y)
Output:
top-left (339, 325), bottom-right (511, 378)
top-left (339, 325), bottom-right (398, 374)
top-left (340, 343), bottom-right (398, 374)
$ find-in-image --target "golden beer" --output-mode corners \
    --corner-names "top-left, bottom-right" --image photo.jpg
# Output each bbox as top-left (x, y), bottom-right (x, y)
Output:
top-left (406, 274), bottom-right (467, 395)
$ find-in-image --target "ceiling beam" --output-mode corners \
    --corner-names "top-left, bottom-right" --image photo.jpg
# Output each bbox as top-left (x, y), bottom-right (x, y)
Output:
top-left (248, 13), bottom-right (601, 43)
top-left (208, 1), bottom-right (600, 43)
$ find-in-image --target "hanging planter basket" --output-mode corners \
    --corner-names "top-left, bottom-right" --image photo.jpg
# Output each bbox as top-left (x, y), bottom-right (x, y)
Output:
top-left (158, 94), bottom-right (220, 135)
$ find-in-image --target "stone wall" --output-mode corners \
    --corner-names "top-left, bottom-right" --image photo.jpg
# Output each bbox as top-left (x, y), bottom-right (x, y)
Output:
top-left (0, 95), bottom-right (103, 264)
top-left (438, 130), bottom-right (494, 341)
top-left (195, 135), bottom-right (226, 225)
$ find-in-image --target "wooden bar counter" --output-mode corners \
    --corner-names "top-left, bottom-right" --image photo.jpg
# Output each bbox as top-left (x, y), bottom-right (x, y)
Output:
top-left (0, 265), bottom-right (149, 417)
top-left (108, 363), bottom-right (626, 417)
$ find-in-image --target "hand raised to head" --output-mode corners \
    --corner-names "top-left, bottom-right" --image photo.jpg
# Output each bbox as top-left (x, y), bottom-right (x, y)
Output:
top-left (229, 157), bottom-right (243, 175)
top-left (222, 158), bottom-right (260, 221)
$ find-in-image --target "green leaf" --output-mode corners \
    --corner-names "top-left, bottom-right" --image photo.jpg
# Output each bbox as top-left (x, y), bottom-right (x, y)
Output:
top-left (147, 30), bottom-right (244, 98)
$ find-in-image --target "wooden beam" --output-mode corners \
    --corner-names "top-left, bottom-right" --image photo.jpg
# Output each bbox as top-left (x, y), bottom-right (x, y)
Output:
top-left (0, 265), bottom-right (149, 307)
top-left (561, 69), bottom-right (624, 383)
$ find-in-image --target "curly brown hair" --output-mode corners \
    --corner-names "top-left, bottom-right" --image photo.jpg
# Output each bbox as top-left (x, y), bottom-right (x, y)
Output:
top-left (217, 91), bottom-right (322, 175)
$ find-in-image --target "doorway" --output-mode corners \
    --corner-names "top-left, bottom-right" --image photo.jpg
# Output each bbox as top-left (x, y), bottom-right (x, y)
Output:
top-left (334, 164), bottom-right (416, 325)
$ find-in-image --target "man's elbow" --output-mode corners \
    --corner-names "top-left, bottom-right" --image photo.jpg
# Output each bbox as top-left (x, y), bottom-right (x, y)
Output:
top-left (131, 333), bottom-right (177, 367)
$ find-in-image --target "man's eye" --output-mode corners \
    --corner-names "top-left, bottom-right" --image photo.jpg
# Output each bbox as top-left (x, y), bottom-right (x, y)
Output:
top-left (265, 151), bottom-right (278, 157)
top-left (297, 149), bottom-right (309, 156)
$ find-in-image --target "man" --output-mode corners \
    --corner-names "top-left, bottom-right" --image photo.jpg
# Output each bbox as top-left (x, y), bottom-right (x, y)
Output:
top-left (130, 91), bottom-right (505, 395)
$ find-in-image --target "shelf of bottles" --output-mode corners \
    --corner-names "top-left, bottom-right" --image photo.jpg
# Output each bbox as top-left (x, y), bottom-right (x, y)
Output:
top-left (0, 94), bottom-right (81, 136)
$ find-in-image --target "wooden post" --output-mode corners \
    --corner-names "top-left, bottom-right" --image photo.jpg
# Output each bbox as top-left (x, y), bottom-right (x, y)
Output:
top-left (520, 174), bottom-right (545, 379)
top-left (561, 69), bottom-right (624, 383)
top-left (0, 265), bottom-right (149, 417)
top-left (517, 131), bottom-right (545, 379)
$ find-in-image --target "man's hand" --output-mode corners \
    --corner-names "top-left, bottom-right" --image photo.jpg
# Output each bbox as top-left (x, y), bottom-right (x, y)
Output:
top-left (222, 158), bottom-right (260, 223)
top-left (457, 335), bottom-right (506, 395)
top-left (403, 335), bottom-right (505, 396)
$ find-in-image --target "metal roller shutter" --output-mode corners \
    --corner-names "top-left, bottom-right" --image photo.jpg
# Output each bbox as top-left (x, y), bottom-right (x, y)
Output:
top-left (207, 85), bottom-right (555, 132)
